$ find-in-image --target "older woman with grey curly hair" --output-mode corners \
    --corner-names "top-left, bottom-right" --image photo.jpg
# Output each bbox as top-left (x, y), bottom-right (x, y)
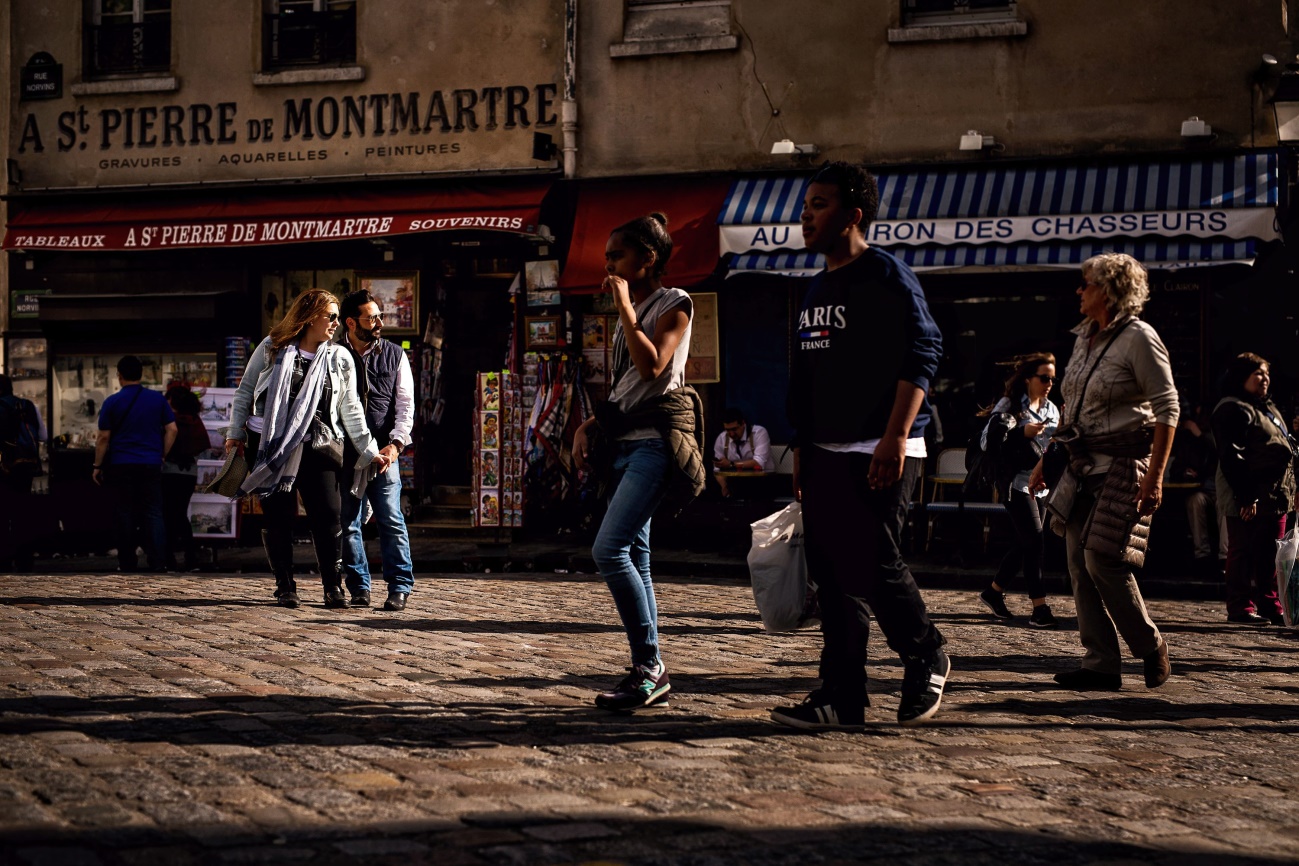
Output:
top-left (1029, 252), bottom-right (1179, 692)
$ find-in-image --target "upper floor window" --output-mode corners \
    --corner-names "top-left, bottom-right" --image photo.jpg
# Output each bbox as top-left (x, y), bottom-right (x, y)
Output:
top-left (263, 0), bottom-right (357, 70)
top-left (84, 0), bottom-right (171, 78)
top-left (902, 0), bottom-right (1017, 26)
top-left (890, 0), bottom-right (1025, 42)
top-left (611, 0), bottom-right (738, 58)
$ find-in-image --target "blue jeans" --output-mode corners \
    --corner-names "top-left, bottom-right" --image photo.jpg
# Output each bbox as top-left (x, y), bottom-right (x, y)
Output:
top-left (341, 463), bottom-right (414, 594)
top-left (592, 438), bottom-right (671, 668)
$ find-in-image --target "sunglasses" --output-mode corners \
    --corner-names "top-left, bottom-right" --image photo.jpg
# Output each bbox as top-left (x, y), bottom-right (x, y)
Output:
top-left (324, 312), bottom-right (339, 323)
top-left (363, 313), bottom-right (384, 323)
top-left (1036, 375), bottom-right (1057, 384)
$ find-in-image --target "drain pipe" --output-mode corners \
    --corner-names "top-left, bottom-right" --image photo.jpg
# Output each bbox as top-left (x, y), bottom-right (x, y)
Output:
top-left (562, 0), bottom-right (578, 179)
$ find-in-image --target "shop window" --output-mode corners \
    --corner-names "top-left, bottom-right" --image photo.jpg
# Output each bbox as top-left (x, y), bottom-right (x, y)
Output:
top-left (263, 0), bottom-right (358, 70)
top-left (52, 353), bottom-right (216, 449)
top-left (889, 0), bottom-right (1027, 42)
top-left (83, 0), bottom-right (172, 79)
top-left (611, 0), bottom-right (739, 58)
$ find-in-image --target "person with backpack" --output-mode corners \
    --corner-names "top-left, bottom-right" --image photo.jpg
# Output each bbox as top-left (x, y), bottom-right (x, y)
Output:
top-left (93, 357), bottom-right (178, 573)
top-left (0, 374), bottom-right (45, 572)
top-left (161, 385), bottom-right (211, 572)
top-left (975, 353), bottom-right (1061, 628)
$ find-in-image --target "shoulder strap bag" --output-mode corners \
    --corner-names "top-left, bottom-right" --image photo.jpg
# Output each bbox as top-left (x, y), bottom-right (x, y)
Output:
top-left (1041, 318), bottom-right (1134, 487)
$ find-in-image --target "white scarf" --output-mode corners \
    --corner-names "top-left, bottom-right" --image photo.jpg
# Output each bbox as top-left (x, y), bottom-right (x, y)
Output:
top-left (241, 342), bottom-right (330, 496)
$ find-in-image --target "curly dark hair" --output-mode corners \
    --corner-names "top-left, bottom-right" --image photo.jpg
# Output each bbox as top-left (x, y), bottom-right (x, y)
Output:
top-left (809, 161), bottom-right (881, 230)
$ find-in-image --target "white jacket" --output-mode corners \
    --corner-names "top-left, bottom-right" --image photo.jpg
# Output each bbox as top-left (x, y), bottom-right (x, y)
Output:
top-left (222, 337), bottom-right (379, 469)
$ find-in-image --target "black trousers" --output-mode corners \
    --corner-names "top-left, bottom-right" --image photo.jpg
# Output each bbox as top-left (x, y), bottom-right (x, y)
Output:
top-left (104, 463), bottom-right (166, 572)
top-left (249, 431), bottom-right (345, 586)
top-left (161, 473), bottom-right (197, 568)
top-left (0, 471), bottom-right (35, 569)
top-left (801, 447), bottom-right (944, 692)
top-left (994, 489), bottom-right (1047, 600)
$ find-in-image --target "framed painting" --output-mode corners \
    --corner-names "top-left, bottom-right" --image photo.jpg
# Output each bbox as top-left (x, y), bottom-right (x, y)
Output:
top-left (525, 260), bottom-right (561, 307)
top-left (188, 494), bottom-right (238, 539)
top-left (524, 316), bottom-right (560, 349)
top-left (685, 292), bottom-right (720, 384)
top-left (357, 272), bottom-right (419, 334)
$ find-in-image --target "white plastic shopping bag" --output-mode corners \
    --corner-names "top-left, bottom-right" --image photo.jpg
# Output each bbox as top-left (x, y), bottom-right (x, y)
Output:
top-left (748, 502), bottom-right (811, 633)
top-left (1276, 524), bottom-right (1299, 627)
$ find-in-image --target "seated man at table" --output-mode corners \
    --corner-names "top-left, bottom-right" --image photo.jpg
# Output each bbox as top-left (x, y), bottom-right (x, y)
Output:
top-left (713, 408), bottom-right (775, 497)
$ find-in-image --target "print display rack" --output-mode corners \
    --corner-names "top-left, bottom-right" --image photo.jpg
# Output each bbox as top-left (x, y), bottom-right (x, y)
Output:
top-left (472, 371), bottom-right (524, 528)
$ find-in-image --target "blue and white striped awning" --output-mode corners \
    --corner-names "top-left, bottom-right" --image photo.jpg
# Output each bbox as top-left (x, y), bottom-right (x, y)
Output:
top-left (728, 239), bottom-right (1258, 275)
top-left (720, 152), bottom-right (1279, 272)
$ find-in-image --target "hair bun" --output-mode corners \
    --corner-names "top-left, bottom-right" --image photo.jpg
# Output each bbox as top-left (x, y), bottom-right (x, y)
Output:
top-left (648, 212), bottom-right (669, 228)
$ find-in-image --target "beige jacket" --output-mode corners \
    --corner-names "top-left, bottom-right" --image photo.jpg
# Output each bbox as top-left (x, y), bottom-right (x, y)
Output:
top-left (1060, 314), bottom-right (1179, 476)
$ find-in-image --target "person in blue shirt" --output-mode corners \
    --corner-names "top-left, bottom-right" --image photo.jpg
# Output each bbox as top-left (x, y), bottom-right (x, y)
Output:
top-left (773, 162), bottom-right (949, 731)
top-left (93, 356), bottom-right (177, 573)
top-left (976, 353), bottom-right (1061, 627)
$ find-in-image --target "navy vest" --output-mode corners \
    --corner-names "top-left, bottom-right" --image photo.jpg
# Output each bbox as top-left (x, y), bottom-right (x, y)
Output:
top-left (352, 338), bottom-right (404, 445)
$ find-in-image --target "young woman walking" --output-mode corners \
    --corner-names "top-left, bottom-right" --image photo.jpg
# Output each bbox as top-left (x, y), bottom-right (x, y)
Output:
top-left (572, 213), bottom-right (703, 712)
top-left (977, 353), bottom-right (1061, 627)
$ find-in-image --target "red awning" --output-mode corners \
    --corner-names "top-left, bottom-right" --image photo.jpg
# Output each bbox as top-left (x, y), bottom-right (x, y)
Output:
top-left (558, 176), bottom-right (730, 293)
top-left (2, 177), bottom-right (554, 251)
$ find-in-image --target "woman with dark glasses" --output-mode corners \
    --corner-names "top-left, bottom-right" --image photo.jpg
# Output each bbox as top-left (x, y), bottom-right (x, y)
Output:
top-left (222, 289), bottom-right (382, 609)
top-left (976, 352), bottom-right (1060, 627)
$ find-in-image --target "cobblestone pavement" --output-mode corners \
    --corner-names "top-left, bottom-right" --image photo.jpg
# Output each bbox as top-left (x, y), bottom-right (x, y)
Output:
top-left (1, 571), bottom-right (1298, 866)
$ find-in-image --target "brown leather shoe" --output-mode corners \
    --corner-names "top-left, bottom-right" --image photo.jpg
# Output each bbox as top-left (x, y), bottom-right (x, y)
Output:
top-left (1143, 640), bottom-right (1170, 688)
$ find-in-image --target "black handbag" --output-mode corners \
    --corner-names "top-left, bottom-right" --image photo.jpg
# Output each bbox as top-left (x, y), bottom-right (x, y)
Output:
top-left (310, 414), bottom-right (344, 468)
top-left (1041, 439), bottom-right (1070, 489)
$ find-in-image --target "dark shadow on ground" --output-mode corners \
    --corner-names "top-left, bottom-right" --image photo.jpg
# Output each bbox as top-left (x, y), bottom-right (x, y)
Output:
top-left (0, 596), bottom-right (270, 608)
top-left (0, 812), bottom-right (1283, 866)
top-left (1, 687), bottom-right (1296, 750)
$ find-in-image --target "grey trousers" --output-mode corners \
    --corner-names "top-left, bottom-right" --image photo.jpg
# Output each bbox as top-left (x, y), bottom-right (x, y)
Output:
top-left (1065, 474), bottom-right (1163, 673)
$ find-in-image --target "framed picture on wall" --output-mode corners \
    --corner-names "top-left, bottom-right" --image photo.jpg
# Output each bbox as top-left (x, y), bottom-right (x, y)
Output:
top-left (357, 272), bottom-right (419, 334)
top-left (524, 316), bottom-right (560, 349)
top-left (525, 260), bottom-right (561, 307)
top-left (685, 292), bottom-right (720, 384)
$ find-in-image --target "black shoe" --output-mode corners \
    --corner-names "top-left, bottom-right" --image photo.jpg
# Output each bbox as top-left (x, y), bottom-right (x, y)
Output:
top-left (594, 662), bottom-right (671, 712)
top-left (1028, 604), bottom-right (1058, 629)
top-left (350, 591), bottom-right (372, 608)
top-left (1268, 611), bottom-right (1288, 627)
top-left (1053, 668), bottom-right (1122, 691)
top-left (979, 588), bottom-right (1014, 619)
top-left (323, 586), bottom-right (348, 609)
top-left (771, 687), bottom-right (868, 732)
top-left (897, 649), bottom-right (951, 727)
top-left (383, 592), bottom-right (409, 611)
top-left (274, 578), bottom-right (300, 609)
top-left (1227, 611), bottom-right (1270, 624)
top-left (274, 586), bottom-right (301, 608)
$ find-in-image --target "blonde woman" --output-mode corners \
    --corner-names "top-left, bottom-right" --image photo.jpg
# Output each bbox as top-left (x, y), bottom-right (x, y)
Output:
top-left (1030, 253), bottom-right (1178, 691)
top-left (223, 290), bottom-right (383, 609)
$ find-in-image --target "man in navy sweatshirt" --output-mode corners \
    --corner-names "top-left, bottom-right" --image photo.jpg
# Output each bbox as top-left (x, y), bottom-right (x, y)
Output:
top-left (772, 161), bottom-right (950, 730)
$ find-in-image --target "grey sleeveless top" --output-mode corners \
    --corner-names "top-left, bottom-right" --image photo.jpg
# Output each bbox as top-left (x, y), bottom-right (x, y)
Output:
top-left (609, 287), bottom-right (694, 441)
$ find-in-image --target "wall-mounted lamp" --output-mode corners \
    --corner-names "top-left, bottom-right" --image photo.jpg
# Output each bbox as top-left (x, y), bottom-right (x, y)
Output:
top-left (531, 132), bottom-right (558, 161)
top-left (771, 139), bottom-right (819, 156)
top-left (958, 130), bottom-right (1000, 151)
top-left (1180, 116), bottom-right (1213, 138)
top-left (1270, 58), bottom-right (1299, 143)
